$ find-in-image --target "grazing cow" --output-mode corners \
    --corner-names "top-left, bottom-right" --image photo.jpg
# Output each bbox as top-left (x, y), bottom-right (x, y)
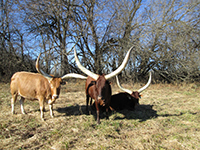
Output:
top-left (10, 53), bottom-right (87, 121)
top-left (74, 46), bottom-right (133, 124)
top-left (110, 72), bottom-right (152, 111)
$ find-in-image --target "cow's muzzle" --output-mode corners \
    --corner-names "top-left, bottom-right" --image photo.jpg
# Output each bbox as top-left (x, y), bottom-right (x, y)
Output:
top-left (52, 94), bottom-right (59, 99)
top-left (97, 96), bottom-right (105, 106)
top-left (97, 96), bottom-right (102, 101)
top-left (48, 95), bottom-right (59, 105)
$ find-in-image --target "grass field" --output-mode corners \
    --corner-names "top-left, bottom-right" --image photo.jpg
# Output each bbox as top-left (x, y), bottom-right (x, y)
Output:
top-left (0, 81), bottom-right (200, 150)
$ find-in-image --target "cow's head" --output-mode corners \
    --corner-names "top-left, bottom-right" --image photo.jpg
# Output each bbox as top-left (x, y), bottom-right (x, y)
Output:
top-left (74, 46), bottom-right (133, 101)
top-left (123, 92), bottom-right (139, 109)
top-left (36, 53), bottom-right (87, 104)
top-left (116, 72), bottom-right (152, 104)
top-left (48, 77), bottom-right (62, 100)
top-left (95, 74), bottom-right (107, 101)
top-left (88, 75), bottom-right (111, 106)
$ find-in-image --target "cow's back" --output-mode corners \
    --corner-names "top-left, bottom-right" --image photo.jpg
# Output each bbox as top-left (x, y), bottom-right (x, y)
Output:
top-left (85, 76), bottom-right (96, 99)
top-left (110, 92), bottom-right (137, 110)
top-left (10, 72), bottom-right (51, 100)
top-left (110, 93), bottom-right (129, 110)
top-left (104, 81), bottom-right (112, 107)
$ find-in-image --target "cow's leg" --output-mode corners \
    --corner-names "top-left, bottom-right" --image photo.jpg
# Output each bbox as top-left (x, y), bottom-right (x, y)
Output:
top-left (49, 104), bottom-right (54, 118)
top-left (20, 97), bottom-right (26, 114)
top-left (106, 107), bottom-right (109, 120)
top-left (86, 95), bottom-right (90, 114)
top-left (39, 99), bottom-right (45, 121)
top-left (90, 97), bottom-right (93, 106)
top-left (106, 99), bottom-right (111, 119)
top-left (95, 100), bottom-right (100, 124)
top-left (109, 106), bottom-right (115, 111)
top-left (11, 93), bottom-right (18, 114)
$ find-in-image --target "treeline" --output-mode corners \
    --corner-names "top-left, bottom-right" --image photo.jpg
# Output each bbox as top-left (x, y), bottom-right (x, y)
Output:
top-left (0, 0), bottom-right (200, 83)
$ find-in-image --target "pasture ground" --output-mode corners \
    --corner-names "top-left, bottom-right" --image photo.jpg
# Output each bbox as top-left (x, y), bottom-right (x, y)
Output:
top-left (0, 81), bottom-right (200, 150)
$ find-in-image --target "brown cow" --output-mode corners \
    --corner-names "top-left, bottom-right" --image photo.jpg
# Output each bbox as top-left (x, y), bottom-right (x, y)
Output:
top-left (110, 72), bottom-right (152, 111)
top-left (74, 46), bottom-right (133, 124)
top-left (10, 53), bottom-right (87, 121)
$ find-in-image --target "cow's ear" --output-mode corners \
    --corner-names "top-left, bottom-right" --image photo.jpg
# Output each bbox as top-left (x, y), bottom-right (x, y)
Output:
top-left (106, 81), bottom-right (112, 85)
top-left (61, 81), bottom-right (66, 85)
top-left (128, 95), bottom-right (132, 100)
top-left (60, 79), bottom-right (66, 85)
top-left (48, 78), bottom-right (54, 83)
top-left (90, 81), bottom-right (96, 85)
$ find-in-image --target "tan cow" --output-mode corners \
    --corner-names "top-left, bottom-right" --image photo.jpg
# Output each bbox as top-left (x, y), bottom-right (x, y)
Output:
top-left (10, 53), bottom-right (87, 121)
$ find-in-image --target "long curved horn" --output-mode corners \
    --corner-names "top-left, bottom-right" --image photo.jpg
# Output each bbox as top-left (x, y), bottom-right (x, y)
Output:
top-left (74, 47), bottom-right (99, 80)
top-left (61, 73), bottom-right (87, 80)
top-left (138, 71), bottom-right (152, 93)
top-left (37, 53), bottom-right (87, 80)
top-left (116, 71), bottom-right (152, 94)
top-left (36, 53), bottom-right (53, 79)
top-left (104, 46), bottom-right (134, 80)
top-left (116, 75), bottom-right (132, 94)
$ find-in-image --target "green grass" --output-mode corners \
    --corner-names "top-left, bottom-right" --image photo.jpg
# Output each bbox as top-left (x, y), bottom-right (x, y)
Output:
top-left (0, 82), bottom-right (200, 149)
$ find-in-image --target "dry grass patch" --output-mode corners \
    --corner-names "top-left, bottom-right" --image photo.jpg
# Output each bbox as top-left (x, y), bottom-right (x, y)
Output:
top-left (0, 82), bottom-right (200, 149)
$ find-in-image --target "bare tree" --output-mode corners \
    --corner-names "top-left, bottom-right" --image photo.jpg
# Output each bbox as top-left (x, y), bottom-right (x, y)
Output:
top-left (17, 0), bottom-right (77, 75)
top-left (1, 0), bottom-right (200, 83)
top-left (142, 0), bottom-right (200, 82)
top-left (0, 0), bottom-right (35, 82)
top-left (71, 0), bottom-right (144, 76)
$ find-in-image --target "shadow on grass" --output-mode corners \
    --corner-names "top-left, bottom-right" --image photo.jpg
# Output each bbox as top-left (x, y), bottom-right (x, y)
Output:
top-left (56, 104), bottom-right (156, 122)
top-left (112, 104), bottom-right (158, 122)
top-left (56, 104), bottom-right (88, 116)
top-left (56, 104), bottom-right (186, 122)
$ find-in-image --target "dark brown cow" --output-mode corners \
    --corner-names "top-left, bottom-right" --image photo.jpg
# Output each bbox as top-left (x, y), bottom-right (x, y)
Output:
top-left (110, 72), bottom-right (152, 111)
top-left (85, 75), bottom-right (112, 122)
top-left (10, 53), bottom-right (87, 121)
top-left (74, 46), bottom-right (133, 124)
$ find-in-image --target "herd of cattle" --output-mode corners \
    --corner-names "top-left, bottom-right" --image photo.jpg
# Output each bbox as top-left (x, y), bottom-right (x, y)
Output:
top-left (10, 46), bottom-right (151, 124)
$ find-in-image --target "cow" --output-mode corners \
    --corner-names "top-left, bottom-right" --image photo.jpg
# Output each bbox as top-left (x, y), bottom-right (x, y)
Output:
top-left (110, 72), bottom-right (152, 111)
top-left (74, 46), bottom-right (134, 124)
top-left (10, 53), bottom-right (87, 121)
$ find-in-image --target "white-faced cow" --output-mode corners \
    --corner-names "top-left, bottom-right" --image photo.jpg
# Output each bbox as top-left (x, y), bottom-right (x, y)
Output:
top-left (74, 46), bottom-right (133, 124)
top-left (110, 72), bottom-right (152, 111)
top-left (10, 53), bottom-right (87, 121)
